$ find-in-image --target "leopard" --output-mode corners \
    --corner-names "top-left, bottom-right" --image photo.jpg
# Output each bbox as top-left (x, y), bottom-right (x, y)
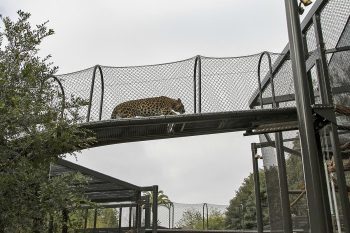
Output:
top-left (111, 96), bottom-right (185, 119)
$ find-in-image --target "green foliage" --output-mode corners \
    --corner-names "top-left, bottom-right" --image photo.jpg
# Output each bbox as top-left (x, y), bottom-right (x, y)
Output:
top-left (176, 208), bottom-right (202, 229)
top-left (225, 171), bottom-right (268, 230)
top-left (176, 208), bottom-right (226, 230)
top-left (0, 10), bottom-right (95, 232)
top-left (143, 190), bottom-right (172, 208)
top-left (225, 137), bottom-right (308, 230)
top-left (75, 208), bottom-right (118, 228)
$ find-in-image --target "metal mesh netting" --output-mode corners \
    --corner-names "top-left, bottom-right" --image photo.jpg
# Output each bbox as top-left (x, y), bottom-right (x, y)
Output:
top-left (257, 9), bottom-right (350, 229)
top-left (57, 53), bottom-right (286, 122)
top-left (320, 0), bottom-right (350, 50)
top-left (58, 58), bottom-right (196, 122)
top-left (156, 202), bottom-right (228, 229)
top-left (52, 0), bottom-right (350, 124)
top-left (200, 54), bottom-right (280, 112)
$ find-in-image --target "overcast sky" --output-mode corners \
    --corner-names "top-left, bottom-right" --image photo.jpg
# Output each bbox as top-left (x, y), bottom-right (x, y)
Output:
top-left (1, 0), bottom-right (313, 205)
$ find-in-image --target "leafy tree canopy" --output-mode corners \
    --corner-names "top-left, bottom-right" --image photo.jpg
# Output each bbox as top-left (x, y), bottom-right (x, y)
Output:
top-left (0, 10), bottom-right (95, 232)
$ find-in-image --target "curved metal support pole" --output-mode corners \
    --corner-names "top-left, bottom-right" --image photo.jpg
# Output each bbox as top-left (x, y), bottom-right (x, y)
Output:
top-left (202, 203), bottom-right (208, 230)
top-left (194, 56), bottom-right (202, 113)
top-left (87, 65), bottom-right (105, 122)
top-left (48, 75), bottom-right (66, 120)
top-left (257, 52), bottom-right (276, 109)
top-left (259, 52), bottom-right (292, 232)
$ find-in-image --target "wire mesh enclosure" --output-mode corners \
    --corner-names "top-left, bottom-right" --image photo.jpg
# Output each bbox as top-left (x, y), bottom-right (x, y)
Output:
top-left (48, 0), bottom-right (350, 232)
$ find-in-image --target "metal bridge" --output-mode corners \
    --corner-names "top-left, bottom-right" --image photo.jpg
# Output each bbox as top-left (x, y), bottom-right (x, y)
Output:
top-left (51, 0), bottom-right (350, 232)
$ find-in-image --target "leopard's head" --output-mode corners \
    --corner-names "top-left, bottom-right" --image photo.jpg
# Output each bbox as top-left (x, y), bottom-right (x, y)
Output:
top-left (173, 98), bottom-right (185, 114)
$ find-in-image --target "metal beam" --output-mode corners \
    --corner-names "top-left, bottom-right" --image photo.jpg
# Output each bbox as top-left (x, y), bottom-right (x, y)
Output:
top-left (284, 0), bottom-right (331, 232)
top-left (152, 185), bottom-right (158, 233)
top-left (313, 12), bottom-right (350, 233)
top-left (249, 0), bottom-right (329, 108)
top-left (274, 132), bottom-right (293, 232)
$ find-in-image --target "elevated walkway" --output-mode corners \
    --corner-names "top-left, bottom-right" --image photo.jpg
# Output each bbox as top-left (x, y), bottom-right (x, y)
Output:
top-left (80, 107), bottom-right (302, 147)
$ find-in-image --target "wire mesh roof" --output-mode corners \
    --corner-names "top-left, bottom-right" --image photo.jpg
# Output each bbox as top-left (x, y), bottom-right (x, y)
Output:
top-left (50, 159), bottom-right (147, 203)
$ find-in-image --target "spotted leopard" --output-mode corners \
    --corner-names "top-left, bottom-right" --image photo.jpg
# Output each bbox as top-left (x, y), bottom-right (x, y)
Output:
top-left (111, 96), bottom-right (185, 119)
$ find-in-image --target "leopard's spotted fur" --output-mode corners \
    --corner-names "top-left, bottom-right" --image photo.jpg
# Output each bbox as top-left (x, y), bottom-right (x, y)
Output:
top-left (111, 96), bottom-right (185, 119)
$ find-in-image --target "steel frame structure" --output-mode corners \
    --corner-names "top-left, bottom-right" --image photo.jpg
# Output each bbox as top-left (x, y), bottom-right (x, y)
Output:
top-left (46, 0), bottom-right (350, 232)
top-left (246, 1), bottom-right (350, 232)
top-left (50, 159), bottom-right (159, 233)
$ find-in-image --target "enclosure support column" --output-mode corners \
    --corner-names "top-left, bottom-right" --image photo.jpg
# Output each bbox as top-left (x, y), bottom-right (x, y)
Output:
top-left (119, 207), bottom-right (123, 233)
top-left (145, 195), bottom-right (151, 229)
top-left (93, 209), bottom-right (98, 232)
top-left (275, 132), bottom-right (293, 233)
top-left (152, 185), bottom-right (158, 233)
top-left (193, 56), bottom-right (202, 113)
top-left (251, 143), bottom-right (263, 233)
top-left (129, 206), bottom-right (132, 229)
top-left (202, 203), bottom-right (208, 230)
top-left (313, 13), bottom-right (350, 233)
top-left (171, 203), bottom-right (174, 228)
top-left (135, 191), bottom-right (142, 233)
top-left (284, 0), bottom-right (330, 232)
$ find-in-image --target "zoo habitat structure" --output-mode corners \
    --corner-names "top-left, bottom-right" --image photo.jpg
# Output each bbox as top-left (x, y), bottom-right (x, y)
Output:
top-left (50, 0), bottom-right (350, 232)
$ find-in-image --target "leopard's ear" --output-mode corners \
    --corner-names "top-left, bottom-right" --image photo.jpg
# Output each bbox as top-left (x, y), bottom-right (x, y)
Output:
top-left (177, 98), bottom-right (181, 103)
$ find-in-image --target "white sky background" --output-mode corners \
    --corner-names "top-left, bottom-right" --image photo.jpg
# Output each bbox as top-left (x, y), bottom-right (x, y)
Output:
top-left (1, 0), bottom-right (313, 205)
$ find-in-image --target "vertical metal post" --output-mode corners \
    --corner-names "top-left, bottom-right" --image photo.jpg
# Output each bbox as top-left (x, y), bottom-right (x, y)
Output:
top-left (202, 203), bottom-right (208, 230)
top-left (93, 209), bottom-right (97, 232)
top-left (322, 132), bottom-right (340, 233)
top-left (168, 206), bottom-right (171, 229)
top-left (97, 66), bottom-right (104, 121)
top-left (251, 143), bottom-right (263, 233)
top-left (152, 185), bottom-right (158, 233)
top-left (302, 34), bottom-right (316, 105)
top-left (87, 65), bottom-right (105, 122)
top-left (270, 49), bottom-right (292, 232)
top-left (329, 126), bottom-right (350, 232)
top-left (119, 207), bottom-right (123, 233)
top-left (145, 195), bottom-right (151, 229)
top-left (193, 56), bottom-right (198, 114)
top-left (136, 191), bottom-right (142, 233)
top-left (275, 131), bottom-right (293, 233)
top-left (284, 0), bottom-right (331, 232)
top-left (171, 203), bottom-right (174, 228)
top-left (313, 13), bottom-right (350, 233)
top-left (129, 206), bottom-right (132, 229)
top-left (197, 56), bottom-right (202, 113)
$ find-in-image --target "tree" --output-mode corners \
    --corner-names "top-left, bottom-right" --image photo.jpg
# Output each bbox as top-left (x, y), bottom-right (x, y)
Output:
top-left (80, 208), bottom-right (119, 228)
top-left (176, 208), bottom-right (226, 230)
top-left (143, 190), bottom-right (172, 208)
top-left (176, 208), bottom-right (202, 229)
top-left (225, 170), bottom-right (269, 230)
top-left (0, 11), bottom-right (95, 232)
